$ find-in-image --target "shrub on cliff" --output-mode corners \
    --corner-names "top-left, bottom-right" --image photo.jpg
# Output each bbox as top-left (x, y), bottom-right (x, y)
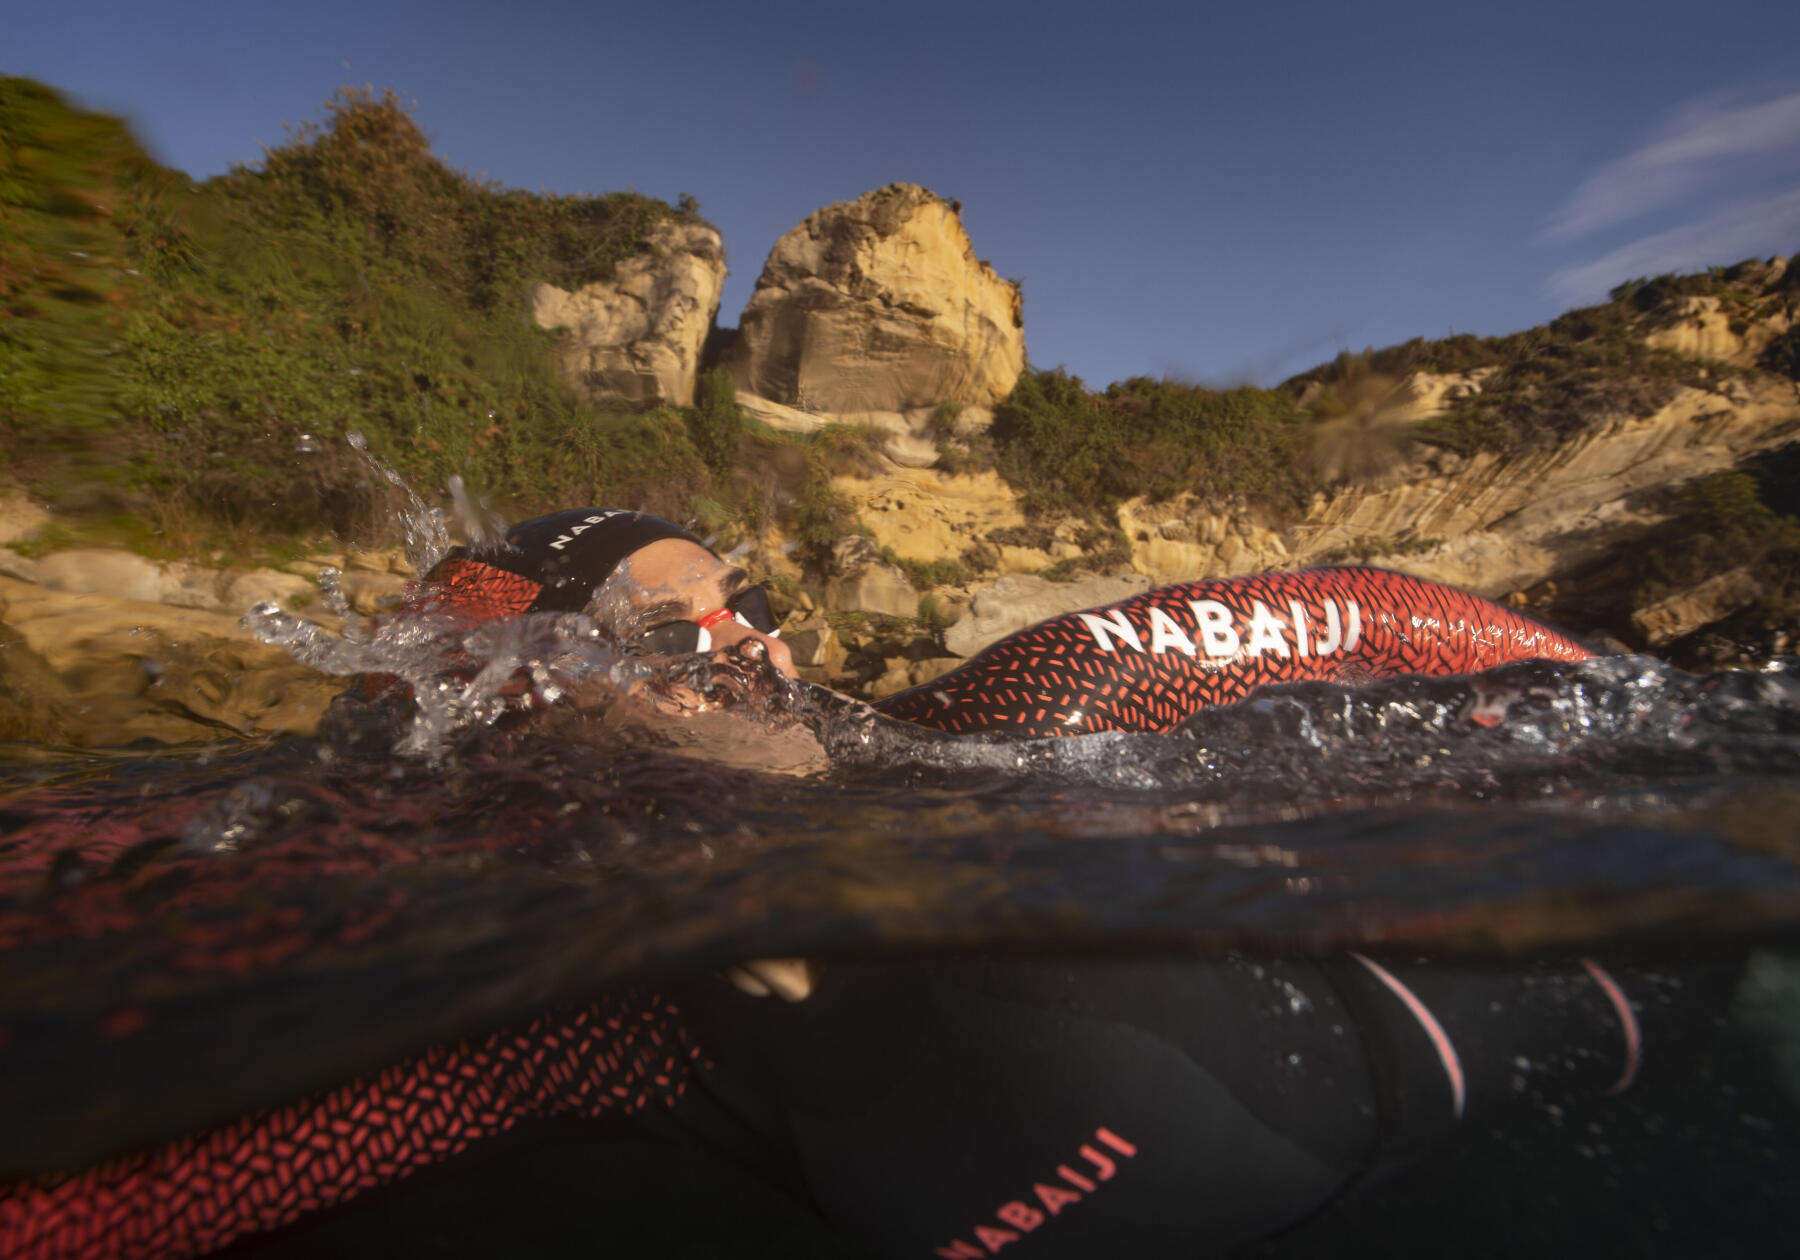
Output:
top-left (1290, 261), bottom-right (1789, 459)
top-left (0, 80), bottom-right (715, 551)
top-left (1634, 459), bottom-right (1800, 647)
top-left (991, 368), bottom-right (1311, 515)
top-left (683, 368), bottom-right (744, 477)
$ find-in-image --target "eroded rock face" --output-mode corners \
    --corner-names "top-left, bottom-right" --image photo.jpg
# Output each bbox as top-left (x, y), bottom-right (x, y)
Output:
top-left (1645, 290), bottom-right (1794, 368)
top-left (822, 536), bottom-right (917, 619)
top-left (1114, 372), bottom-right (1800, 596)
top-left (945, 573), bottom-right (1151, 658)
top-left (729, 184), bottom-right (1024, 416)
top-left (0, 577), bottom-right (341, 745)
top-left (1631, 567), bottom-right (1763, 646)
top-left (31, 549), bottom-right (318, 615)
top-left (833, 466), bottom-right (1027, 565)
top-left (534, 219), bottom-right (726, 407)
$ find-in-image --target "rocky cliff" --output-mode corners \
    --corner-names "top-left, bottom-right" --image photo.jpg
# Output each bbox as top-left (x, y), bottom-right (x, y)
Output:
top-left (725, 184), bottom-right (1024, 464)
top-left (1111, 369), bottom-right (1798, 596)
top-left (4, 113), bottom-right (1795, 739)
top-left (533, 219), bottom-right (727, 407)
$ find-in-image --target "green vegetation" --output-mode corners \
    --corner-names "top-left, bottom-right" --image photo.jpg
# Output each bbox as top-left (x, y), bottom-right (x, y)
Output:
top-left (988, 369), bottom-right (1312, 516)
top-left (1290, 259), bottom-right (1790, 458)
top-left (915, 594), bottom-right (953, 635)
top-left (1315, 533), bottom-right (1444, 565)
top-left (880, 546), bottom-right (988, 592)
top-left (1632, 457), bottom-right (1800, 642)
top-left (0, 78), bottom-right (737, 550)
top-left (684, 367), bottom-right (742, 477)
top-left (1040, 525), bottom-right (1130, 581)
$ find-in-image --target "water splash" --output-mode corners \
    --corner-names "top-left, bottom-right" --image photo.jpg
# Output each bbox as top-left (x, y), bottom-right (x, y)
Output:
top-left (345, 431), bottom-right (451, 576)
top-left (446, 474), bottom-right (508, 554)
top-left (806, 655), bottom-right (1800, 809)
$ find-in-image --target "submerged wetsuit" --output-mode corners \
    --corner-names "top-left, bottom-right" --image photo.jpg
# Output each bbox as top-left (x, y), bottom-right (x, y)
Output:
top-left (2, 513), bottom-right (1660, 1260)
top-left (3, 953), bottom-right (1698, 1260)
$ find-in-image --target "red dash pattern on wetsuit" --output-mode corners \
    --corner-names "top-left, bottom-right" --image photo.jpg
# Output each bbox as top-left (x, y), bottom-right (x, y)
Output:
top-left (411, 557), bottom-right (542, 622)
top-left (356, 557), bottom-right (545, 702)
top-left (0, 993), bottom-right (695, 1260)
top-left (875, 567), bottom-right (1591, 737)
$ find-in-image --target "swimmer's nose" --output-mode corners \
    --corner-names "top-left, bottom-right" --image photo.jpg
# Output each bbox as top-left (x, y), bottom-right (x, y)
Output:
top-left (709, 619), bottom-right (796, 679)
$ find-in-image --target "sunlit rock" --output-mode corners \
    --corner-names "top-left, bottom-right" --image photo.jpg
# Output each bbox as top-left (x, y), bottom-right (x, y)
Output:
top-left (534, 218), bottom-right (726, 407)
top-left (945, 573), bottom-right (1151, 658)
top-left (0, 576), bottom-right (340, 745)
top-left (728, 184), bottom-right (1024, 416)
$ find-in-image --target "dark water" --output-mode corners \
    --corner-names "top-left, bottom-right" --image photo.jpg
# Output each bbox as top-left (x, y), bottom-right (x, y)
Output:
top-left (2, 648), bottom-right (1799, 1255)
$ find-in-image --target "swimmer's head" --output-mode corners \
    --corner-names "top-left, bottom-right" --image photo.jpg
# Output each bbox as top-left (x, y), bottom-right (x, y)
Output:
top-left (440, 508), bottom-right (794, 678)
top-left (602, 532), bottom-right (794, 677)
top-left (497, 509), bottom-right (706, 612)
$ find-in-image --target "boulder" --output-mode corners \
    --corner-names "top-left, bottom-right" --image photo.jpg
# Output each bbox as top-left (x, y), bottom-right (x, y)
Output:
top-left (1631, 566), bottom-right (1763, 646)
top-left (534, 218), bottom-right (726, 407)
top-left (728, 184), bottom-right (1024, 415)
top-left (782, 617), bottom-right (847, 674)
top-left (737, 391), bottom-right (829, 435)
top-left (945, 573), bottom-right (1151, 658)
top-left (824, 565), bottom-right (918, 620)
top-left (821, 535), bottom-right (918, 618)
top-left (0, 576), bottom-right (341, 745)
top-left (869, 658), bottom-right (916, 701)
top-left (34, 549), bottom-right (316, 615)
top-left (0, 546), bottom-right (40, 583)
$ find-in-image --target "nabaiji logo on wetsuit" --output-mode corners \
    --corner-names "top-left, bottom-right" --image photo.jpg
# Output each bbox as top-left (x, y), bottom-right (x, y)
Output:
top-left (546, 511), bottom-right (621, 550)
top-left (933, 1127), bottom-right (1137, 1257)
top-left (1078, 598), bottom-right (1363, 661)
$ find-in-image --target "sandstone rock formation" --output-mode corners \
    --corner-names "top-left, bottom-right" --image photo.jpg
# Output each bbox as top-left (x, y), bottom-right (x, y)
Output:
top-left (832, 466), bottom-right (1027, 565)
top-left (822, 536), bottom-right (918, 619)
top-left (1643, 263), bottom-right (1791, 368)
top-left (28, 549), bottom-right (316, 614)
top-left (945, 573), bottom-right (1151, 658)
top-left (0, 577), bottom-right (342, 745)
top-left (1112, 371), bottom-right (1800, 597)
top-left (727, 184), bottom-right (1024, 440)
top-left (534, 218), bottom-right (726, 407)
top-left (1631, 567), bottom-right (1763, 646)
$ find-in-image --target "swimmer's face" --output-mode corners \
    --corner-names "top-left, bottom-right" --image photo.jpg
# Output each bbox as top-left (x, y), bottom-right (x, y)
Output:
top-left (603, 539), bottom-right (796, 679)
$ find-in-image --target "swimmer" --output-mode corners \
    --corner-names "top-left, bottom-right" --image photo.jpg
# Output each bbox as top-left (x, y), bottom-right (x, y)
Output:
top-left (406, 507), bottom-right (1592, 740)
top-left (10, 508), bottom-right (1717, 1260)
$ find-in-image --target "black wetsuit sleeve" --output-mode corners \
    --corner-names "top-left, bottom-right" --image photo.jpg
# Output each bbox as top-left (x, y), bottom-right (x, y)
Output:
top-left (675, 952), bottom-right (1732, 1260)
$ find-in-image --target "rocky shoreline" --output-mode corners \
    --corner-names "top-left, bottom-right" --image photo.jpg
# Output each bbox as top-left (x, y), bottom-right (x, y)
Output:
top-left (3, 86), bottom-right (1796, 746)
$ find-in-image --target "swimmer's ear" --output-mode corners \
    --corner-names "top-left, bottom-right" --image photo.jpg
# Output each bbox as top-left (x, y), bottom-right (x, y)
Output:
top-left (724, 958), bottom-right (817, 1002)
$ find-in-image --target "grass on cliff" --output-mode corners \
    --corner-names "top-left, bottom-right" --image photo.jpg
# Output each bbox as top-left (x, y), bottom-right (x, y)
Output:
top-left (989, 368), bottom-right (1314, 517)
top-left (0, 78), bottom-right (724, 551)
top-left (1288, 257), bottom-right (1796, 457)
top-left (1636, 453), bottom-right (1800, 631)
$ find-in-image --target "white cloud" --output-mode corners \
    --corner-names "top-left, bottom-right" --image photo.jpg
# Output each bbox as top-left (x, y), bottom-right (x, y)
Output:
top-left (1545, 90), bottom-right (1800, 242)
top-left (1545, 187), bottom-right (1800, 306)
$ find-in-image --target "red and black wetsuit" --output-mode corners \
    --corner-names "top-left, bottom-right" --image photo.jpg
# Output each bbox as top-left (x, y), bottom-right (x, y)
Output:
top-left (3, 542), bottom-right (1673, 1260)
top-left (876, 568), bottom-right (1590, 736)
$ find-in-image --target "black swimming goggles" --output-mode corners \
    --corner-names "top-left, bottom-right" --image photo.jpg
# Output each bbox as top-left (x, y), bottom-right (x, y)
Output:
top-left (629, 584), bottom-right (781, 656)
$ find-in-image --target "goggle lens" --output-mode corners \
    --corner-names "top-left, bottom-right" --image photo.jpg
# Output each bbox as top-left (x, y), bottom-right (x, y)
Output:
top-left (628, 585), bottom-right (779, 656)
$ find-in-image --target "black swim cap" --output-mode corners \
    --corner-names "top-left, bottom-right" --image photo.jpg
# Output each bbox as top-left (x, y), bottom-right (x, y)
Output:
top-left (445, 509), bottom-right (711, 613)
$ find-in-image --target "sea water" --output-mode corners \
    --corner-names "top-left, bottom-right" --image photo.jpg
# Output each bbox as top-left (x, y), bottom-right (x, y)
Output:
top-left (0, 484), bottom-right (1796, 1255)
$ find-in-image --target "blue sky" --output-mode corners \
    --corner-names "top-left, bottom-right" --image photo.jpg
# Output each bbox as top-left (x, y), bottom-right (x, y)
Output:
top-left (12, 0), bottom-right (1800, 388)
